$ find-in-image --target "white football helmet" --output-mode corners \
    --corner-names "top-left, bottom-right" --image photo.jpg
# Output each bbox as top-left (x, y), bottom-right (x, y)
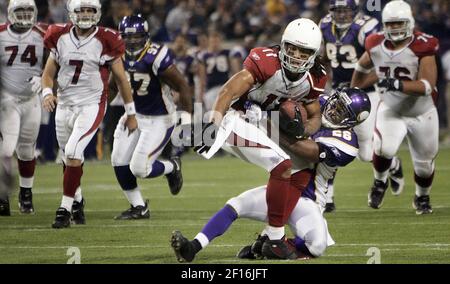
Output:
top-left (7, 0), bottom-right (37, 29)
top-left (382, 0), bottom-right (415, 42)
top-left (279, 18), bottom-right (322, 74)
top-left (67, 0), bottom-right (102, 30)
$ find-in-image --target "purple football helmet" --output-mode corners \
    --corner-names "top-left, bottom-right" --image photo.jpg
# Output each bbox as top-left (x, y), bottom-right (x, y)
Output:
top-left (329, 0), bottom-right (359, 29)
top-left (118, 15), bottom-right (149, 56)
top-left (321, 88), bottom-right (371, 129)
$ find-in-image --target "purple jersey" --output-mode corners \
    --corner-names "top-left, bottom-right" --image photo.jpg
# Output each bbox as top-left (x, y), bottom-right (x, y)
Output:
top-left (302, 127), bottom-right (359, 204)
top-left (320, 13), bottom-right (379, 89)
top-left (124, 43), bottom-right (176, 115)
top-left (174, 54), bottom-right (195, 86)
top-left (199, 49), bottom-right (234, 89)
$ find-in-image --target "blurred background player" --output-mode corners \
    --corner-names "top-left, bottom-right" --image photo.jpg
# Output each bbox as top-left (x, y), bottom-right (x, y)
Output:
top-left (171, 88), bottom-right (371, 262)
top-left (197, 30), bottom-right (243, 111)
top-left (111, 15), bottom-right (192, 220)
top-left (352, 0), bottom-right (439, 214)
top-left (193, 18), bottom-right (326, 259)
top-left (41, 0), bottom-right (137, 228)
top-left (0, 0), bottom-right (47, 215)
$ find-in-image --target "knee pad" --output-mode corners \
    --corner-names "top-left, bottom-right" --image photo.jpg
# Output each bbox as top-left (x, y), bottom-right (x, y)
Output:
top-left (111, 147), bottom-right (130, 167)
top-left (373, 135), bottom-right (396, 158)
top-left (16, 142), bottom-right (36, 161)
top-left (306, 239), bottom-right (327, 257)
top-left (129, 154), bottom-right (149, 178)
top-left (357, 142), bottom-right (373, 162)
top-left (226, 196), bottom-right (244, 216)
top-left (413, 159), bottom-right (435, 178)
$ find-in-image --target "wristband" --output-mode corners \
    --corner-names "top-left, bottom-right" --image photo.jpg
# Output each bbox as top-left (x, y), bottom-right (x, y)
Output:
top-left (420, 79), bottom-right (432, 96)
top-left (42, 87), bottom-right (53, 99)
top-left (355, 63), bottom-right (373, 74)
top-left (124, 102), bottom-right (136, 116)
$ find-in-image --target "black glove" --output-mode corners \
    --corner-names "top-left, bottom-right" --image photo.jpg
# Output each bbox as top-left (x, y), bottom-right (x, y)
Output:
top-left (279, 106), bottom-right (305, 140)
top-left (377, 78), bottom-right (403, 92)
top-left (193, 122), bottom-right (219, 155)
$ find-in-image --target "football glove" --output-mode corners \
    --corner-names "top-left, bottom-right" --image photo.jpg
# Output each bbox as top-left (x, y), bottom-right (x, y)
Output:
top-left (377, 78), bottom-right (403, 92)
top-left (244, 101), bottom-right (263, 123)
top-left (279, 106), bottom-right (305, 140)
top-left (28, 76), bottom-right (42, 95)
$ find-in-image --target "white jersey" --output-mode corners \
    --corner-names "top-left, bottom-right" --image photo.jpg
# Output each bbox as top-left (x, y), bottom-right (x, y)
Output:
top-left (44, 24), bottom-right (125, 106)
top-left (366, 31), bottom-right (439, 117)
top-left (0, 23), bottom-right (47, 98)
top-left (231, 46), bottom-right (327, 111)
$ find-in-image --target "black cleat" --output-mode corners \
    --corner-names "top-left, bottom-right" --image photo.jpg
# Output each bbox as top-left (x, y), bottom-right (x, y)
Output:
top-left (18, 188), bottom-right (34, 214)
top-left (166, 157), bottom-right (183, 195)
top-left (52, 207), bottom-right (71, 229)
top-left (389, 158), bottom-right (404, 196)
top-left (171, 230), bottom-right (196, 263)
top-left (72, 198), bottom-right (86, 224)
top-left (114, 201), bottom-right (150, 220)
top-left (413, 195), bottom-right (433, 215)
top-left (324, 202), bottom-right (336, 213)
top-left (237, 245), bottom-right (255, 259)
top-left (0, 198), bottom-right (11, 216)
top-left (368, 179), bottom-right (388, 209)
top-left (237, 234), bottom-right (268, 259)
top-left (261, 237), bottom-right (298, 260)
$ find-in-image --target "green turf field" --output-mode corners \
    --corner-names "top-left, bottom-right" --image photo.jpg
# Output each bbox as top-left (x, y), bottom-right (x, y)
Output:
top-left (1, 147), bottom-right (449, 264)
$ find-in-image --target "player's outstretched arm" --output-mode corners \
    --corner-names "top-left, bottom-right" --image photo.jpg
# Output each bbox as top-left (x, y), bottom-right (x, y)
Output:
top-left (41, 56), bottom-right (59, 112)
top-left (210, 69), bottom-right (255, 125)
top-left (351, 52), bottom-right (376, 89)
top-left (111, 58), bottom-right (138, 133)
top-left (161, 65), bottom-right (193, 113)
top-left (401, 55), bottom-right (437, 96)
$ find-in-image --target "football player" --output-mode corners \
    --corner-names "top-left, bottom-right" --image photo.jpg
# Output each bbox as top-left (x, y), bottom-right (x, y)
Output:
top-left (41, 0), bottom-right (137, 228)
top-left (192, 18), bottom-right (326, 259)
top-left (111, 15), bottom-right (192, 220)
top-left (171, 88), bottom-right (371, 262)
top-left (197, 30), bottom-right (243, 111)
top-left (0, 0), bottom-right (47, 215)
top-left (351, 0), bottom-right (439, 214)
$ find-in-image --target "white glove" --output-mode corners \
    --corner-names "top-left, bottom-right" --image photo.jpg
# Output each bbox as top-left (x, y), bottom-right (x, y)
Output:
top-left (29, 76), bottom-right (42, 95)
top-left (244, 101), bottom-right (263, 123)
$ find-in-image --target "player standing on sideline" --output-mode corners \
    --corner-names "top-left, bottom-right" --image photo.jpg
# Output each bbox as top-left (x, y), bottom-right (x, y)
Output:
top-left (320, 0), bottom-right (403, 212)
top-left (0, 0), bottom-right (47, 215)
top-left (41, 0), bottom-right (137, 228)
top-left (191, 18), bottom-right (326, 259)
top-left (171, 89), bottom-right (371, 262)
top-left (111, 15), bottom-right (192, 220)
top-left (352, 0), bottom-right (439, 214)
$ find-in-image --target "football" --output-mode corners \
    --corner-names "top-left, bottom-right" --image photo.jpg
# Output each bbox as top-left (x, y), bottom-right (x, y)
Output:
top-left (279, 100), bottom-right (308, 122)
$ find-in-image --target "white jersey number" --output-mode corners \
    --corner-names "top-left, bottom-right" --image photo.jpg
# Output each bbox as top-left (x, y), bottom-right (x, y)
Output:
top-left (326, 43), bottom-right (358, 69)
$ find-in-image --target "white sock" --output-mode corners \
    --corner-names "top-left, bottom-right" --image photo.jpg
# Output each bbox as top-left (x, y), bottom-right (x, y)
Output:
top-left (416, 185), bottom-right (431, 197)
top-left (74, 187), bottom-right (83, 202)
top-left (19, 176), bottom-right (34, 188)
top-left (161, 160), bottom-right (174, 174)
top-left (326, 183), bottom-right (334, 203)
top-left (61, 195), bottom-right (74, 211)
top-left (390, 156), bottom-right (399, 171)
top-left (265, 225), bottom-right (285, 240)
top-left (373, 168), bottom-right (389, 183)
top-left (124, 188), bottom-right (145, 207)
top-left (194, 232), bottom-right (210, 248)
